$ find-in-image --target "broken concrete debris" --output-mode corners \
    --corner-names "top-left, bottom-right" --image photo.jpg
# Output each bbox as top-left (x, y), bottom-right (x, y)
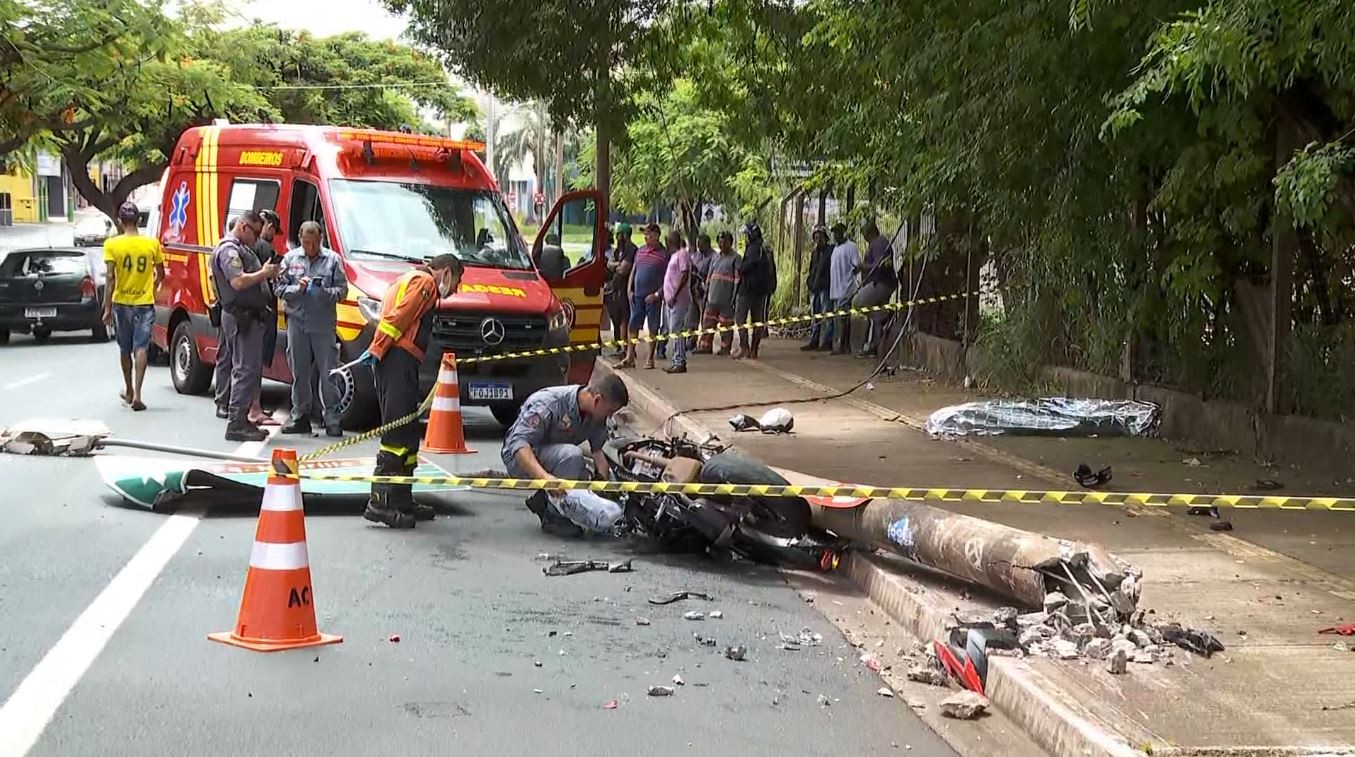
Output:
top-left (694, 633), bottom-right (717, 647)
top-left (648, 686), bottom-right (675, 697)
top-left (940, 691), bottom-right (989, 720)
top-left (683, 611), bottom-right (705, 621)
top-left (1108, 648), bottom-right (1128, 674)
top-left (877, 687), bottom-right (895, 698)
top-left (779, 628), bottom-right (824, 649)
top-left (724, 645), bottom-right (747, 661)
top-left (905, 665), bottom-right (949, 687)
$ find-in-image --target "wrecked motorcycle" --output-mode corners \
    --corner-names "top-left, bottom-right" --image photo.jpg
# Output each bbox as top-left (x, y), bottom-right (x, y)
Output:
top-left (601, 435), bottom-right (849, 571)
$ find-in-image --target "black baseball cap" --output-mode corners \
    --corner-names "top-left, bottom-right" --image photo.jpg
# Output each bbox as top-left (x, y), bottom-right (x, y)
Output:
top-left (117, 201), bottom-right (139, 222)
top-left (258, 209), bottom-right (280, 227)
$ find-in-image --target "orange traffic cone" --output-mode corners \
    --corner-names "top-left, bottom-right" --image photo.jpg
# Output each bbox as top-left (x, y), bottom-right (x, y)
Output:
top-left (422, 351), bottom-right (474, 454)
top-left (209, 448), bottom-right (342, 652)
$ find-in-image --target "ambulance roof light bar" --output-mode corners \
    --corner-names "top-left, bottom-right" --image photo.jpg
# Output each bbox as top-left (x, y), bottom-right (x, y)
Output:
top-left (335, 129), bottom-right (485, 153)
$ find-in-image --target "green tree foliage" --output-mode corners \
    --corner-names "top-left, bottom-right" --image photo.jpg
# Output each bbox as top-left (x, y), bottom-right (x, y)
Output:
top-left (385, 0), bottom-right (685, 202)
top-left (0, 0), bottom-right (175, 161)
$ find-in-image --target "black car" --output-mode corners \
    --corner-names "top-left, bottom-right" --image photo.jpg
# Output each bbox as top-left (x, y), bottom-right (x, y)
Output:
top-left (0, 247), bottom-right (109, 344)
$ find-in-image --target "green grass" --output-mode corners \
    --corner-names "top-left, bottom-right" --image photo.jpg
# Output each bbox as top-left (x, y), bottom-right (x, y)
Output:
top-left (518, 223), bottom-right (595, 246)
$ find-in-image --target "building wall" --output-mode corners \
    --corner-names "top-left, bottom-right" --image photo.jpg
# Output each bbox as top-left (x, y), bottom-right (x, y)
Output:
top-left (0, 168), bottom-right (40, 223)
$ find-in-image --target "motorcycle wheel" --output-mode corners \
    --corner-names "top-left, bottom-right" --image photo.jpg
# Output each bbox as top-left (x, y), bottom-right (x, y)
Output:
top-left (698, 452), bottom-right (812, 539)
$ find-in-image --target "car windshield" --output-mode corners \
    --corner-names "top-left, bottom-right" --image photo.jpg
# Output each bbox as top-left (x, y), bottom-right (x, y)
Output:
top-left (328, 179), bottom-right (531, 270)
top-left (0, 251), bottom-right (86, 277)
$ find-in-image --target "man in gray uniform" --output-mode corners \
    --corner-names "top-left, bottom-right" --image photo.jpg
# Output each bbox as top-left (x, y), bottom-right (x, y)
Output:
top-left (278, 221), bottom-right (349, 437)
top-left (210, 210), bottom-right (278, 442)
top-left (501, 375), bottom-right (630, 535)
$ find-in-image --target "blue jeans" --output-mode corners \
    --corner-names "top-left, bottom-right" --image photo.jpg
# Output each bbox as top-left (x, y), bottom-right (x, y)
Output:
top-left (667, 301), bottom-right (689, 367)
top-left (112, 304), bottom-right (154, 355)
top-left (808, 290), bottom-right (833, 346)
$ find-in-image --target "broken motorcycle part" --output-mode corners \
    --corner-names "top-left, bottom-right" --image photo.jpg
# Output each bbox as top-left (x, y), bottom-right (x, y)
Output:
top-left (543, 559), bottom-right (635, 577)
top-left (925, 398), bottom-right (1160, 438)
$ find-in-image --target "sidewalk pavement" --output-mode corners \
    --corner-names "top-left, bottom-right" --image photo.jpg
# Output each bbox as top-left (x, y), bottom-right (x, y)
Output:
top-left (598, 337), bottom-right (1355, 756)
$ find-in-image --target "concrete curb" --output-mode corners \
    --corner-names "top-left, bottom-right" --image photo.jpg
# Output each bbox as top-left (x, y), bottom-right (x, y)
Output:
top-left (598, 357), bottom-right (1145, 757)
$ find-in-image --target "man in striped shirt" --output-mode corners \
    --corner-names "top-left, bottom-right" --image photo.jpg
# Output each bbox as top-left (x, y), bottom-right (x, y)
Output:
top-left (618, 222), bottom-right (669, 370)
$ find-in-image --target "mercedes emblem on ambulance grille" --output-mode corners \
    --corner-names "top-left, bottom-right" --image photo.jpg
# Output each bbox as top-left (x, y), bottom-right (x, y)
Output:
top-left (480, 317), bottom-right (505, 346)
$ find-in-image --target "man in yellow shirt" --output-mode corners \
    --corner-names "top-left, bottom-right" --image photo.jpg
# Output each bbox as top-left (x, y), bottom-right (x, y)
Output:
top-left (102, 201), bottom-right (165, 411)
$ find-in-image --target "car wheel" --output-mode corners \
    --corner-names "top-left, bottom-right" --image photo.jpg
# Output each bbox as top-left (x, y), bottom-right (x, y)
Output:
top-left (333, 343), bottom-right (380, 430)
top-left (91, 323), bottom-right (110, 343)
top-left (490, 402), bottom-right (523, 427)
top-left (170, 321), bottom-right (212, 395)
top-left (32, 327), bottom-right (52, 343)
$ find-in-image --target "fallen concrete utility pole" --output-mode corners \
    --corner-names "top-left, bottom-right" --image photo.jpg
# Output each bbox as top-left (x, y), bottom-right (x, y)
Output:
top-left (0, 418), bottom-right (263, 462)
top-left (784, 472), bottom-right (1141, 617)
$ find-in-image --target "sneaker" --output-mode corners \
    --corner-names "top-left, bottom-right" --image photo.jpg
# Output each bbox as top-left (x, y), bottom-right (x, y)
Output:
top-left (525, 491), bottom-right (549, 516)
top-left (281, 417), bottom-right (312, 435)
top-left (664, 364), bottom-right (687, 374)
top-left (225, 425), bottom-right (268, 442)
top-left (215, 405), bottom-right (229, 420)
top-left (325, 423), bottom-right (343, 438)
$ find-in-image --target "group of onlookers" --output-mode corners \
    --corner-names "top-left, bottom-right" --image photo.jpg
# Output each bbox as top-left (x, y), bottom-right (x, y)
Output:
top-left (602, 222), bottom-right (779, 373)
top-left (601, 217), bottom-right (895, 368)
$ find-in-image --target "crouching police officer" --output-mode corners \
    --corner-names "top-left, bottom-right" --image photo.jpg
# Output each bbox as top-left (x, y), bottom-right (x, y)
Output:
top-left (357, 254), bottom-right (465, 529)
top-left (501, 375), bottom-right (630, 535)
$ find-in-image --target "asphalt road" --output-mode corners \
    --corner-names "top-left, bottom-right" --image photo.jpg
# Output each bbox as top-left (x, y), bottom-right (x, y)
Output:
top-left (0, 333), bottom-right (956, 756)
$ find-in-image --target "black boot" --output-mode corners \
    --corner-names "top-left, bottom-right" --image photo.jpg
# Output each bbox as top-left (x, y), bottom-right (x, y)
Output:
top-left (405, 460), bottom-right (435, 521)
top-left (526, 491), bottom-right (582, 537)
top-left (363, 451), bottom-right (416, 528)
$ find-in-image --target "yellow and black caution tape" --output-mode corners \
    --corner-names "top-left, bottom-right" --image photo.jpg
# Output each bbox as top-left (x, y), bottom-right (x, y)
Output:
top-left (298, 392), bottom-right (435, 463)
top-left (288, 472), bottom-right (1355, 512)
top-left (302, 290), bottom-right (973, 462)
top-left (456, 292), bottom-right (977, 365)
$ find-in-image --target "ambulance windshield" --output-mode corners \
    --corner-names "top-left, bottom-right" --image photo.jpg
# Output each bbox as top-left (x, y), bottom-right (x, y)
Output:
top-left (328, 180), bottom-right (532, 270)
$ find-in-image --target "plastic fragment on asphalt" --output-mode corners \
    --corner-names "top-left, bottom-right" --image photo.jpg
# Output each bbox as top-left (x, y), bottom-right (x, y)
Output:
top-left (877, 687), bottom-right (894, 698)
top-left (684, 611), bottom-right (705, 621)
top-left (648, 686), bottom-right (675, 697)
top-left (673, 674), bottom-right (684, 686)
top-left (604, 699), bottom-right (618, 710)
top-left (724, 645), bottom-right (747, 661)
top-left (388, 634), bottom-right (400, 643)
top-left (636, 617), bottom-right (651, 626)
top-left (709, 610), bottom-right (724, 619)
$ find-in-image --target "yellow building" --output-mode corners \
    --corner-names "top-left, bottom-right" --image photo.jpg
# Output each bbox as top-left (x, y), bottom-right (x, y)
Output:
top-left (0, 164), bottom-right (40, 224)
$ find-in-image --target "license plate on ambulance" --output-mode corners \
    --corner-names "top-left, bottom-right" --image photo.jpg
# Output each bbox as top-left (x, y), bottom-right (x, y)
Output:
top-left (25, 307), bottom-right (56, 319)
top-left (468, 383), bottom-right (513, 402)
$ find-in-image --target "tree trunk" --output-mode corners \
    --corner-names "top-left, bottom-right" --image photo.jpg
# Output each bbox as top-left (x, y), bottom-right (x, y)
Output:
top-left (61, 142), bottom-right (165, 226)
top-left (1267, 115), bottom-right (1303, 414)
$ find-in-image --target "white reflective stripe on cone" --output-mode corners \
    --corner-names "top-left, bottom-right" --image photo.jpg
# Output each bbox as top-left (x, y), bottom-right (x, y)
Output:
top-left (437, 369), bottom-right (459, 385)
top-left (249, 541), bottom-right (310, 571)
top-left (432, 396), bottom-right (460, 412)
top-left (260, 482), bottom-right (302, 512)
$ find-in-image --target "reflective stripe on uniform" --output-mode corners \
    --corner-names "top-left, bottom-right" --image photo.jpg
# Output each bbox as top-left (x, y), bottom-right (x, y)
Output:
top-left (377, 320), bottom-right (402, 340)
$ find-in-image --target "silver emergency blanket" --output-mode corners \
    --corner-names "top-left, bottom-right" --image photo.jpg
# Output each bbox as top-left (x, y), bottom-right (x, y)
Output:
top-left (550, 490), bottom-right (624, 533)
top-left (925, 398), bottom-right (1160, 438)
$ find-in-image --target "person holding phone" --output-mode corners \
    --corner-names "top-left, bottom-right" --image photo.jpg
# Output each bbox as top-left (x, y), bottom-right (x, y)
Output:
top-left (278, 221), bottom-right (349, 437)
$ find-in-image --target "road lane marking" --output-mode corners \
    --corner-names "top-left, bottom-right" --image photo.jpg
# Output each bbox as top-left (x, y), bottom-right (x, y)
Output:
top-left (2, 373), bottom-right (49, 391)
top-left (0, 414), bottom-right (281, 757)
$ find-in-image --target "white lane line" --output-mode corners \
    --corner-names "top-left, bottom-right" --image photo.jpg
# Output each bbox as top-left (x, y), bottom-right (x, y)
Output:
top-left (2, 373), bottom-right (50, 391)
top-left (0, 414), bottom-right (281, 757)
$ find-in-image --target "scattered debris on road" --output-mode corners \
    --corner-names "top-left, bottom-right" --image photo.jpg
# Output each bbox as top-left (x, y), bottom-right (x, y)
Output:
top-left (636, 617), bottom-right (651, 626)
top-left (649, 591), bottom-right (713, 605)
top-left (876, 687), bottom-right (894, 698)
top-left (724, 645), bottom-right (747, 661)
top-left (603, 699), bottom-right (619, 710)
top-left (684, 611), bottom-right (706, 621)
top-left (906, 664), bottom-right (949, 687)
top-left (779, 628), bottom-right (824, 649)
top-left (647, 685), bottom-right (675, 697)
top-left (543, 558), bottom-right (634, 576)
top-left (709, 610), bottom-right (724, 619)
top-left (388, 634), bottom-right (400, 643)
top-left (672, 674), bottom-right (685, 686)
top-left (940, 691), bottom-right (989, 720)
top-left (694, 633), bottom-right (717, 647)
top-left (1073, 463), bottom-right (1112, 489)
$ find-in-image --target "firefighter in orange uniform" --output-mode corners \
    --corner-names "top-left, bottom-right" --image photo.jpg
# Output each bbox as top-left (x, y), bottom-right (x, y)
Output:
top-left (358, 254), bottom-right (465, 528)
